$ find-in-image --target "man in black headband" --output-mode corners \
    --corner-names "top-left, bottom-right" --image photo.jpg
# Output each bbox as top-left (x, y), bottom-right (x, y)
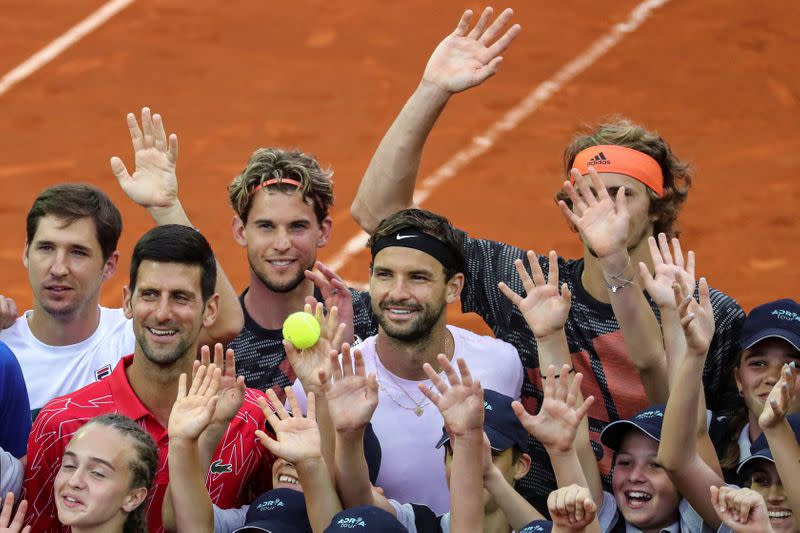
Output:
top-left (292, 207), bottom-right (524, 514)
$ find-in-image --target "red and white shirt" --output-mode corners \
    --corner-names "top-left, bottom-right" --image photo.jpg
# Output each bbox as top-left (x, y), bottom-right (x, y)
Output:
top-left (23, 355), bottom-right (274, 533)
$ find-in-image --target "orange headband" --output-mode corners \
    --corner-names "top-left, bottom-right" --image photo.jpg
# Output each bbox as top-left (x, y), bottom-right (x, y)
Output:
top-left (249, 178), bottom-right (324, 210)
top-left (572, 145), bottom-right (664, 196)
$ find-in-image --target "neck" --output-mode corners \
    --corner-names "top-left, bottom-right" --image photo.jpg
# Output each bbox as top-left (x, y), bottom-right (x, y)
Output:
top-left (244, 272), bottom-right (315, 330)
top-left (581, 238), bottom-right (654, 304)
top-left (748, 411), bottom-right (760, 441)
top-left (376, 325), bottom-right (452, 380)
top-left (27, 301), bottom-right (101, 346)
top-left (482, 507), bottom-right (512, 533)
top-left (72, 516), bottom-right (126, 533)
top-left (126, 347), bottom-right (195, 428)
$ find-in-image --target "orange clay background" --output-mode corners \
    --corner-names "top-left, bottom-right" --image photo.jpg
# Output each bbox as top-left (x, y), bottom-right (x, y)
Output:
top-left (1, 0), bottom-right (798, 335)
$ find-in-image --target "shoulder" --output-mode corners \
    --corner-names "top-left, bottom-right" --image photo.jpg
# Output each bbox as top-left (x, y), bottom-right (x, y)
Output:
top-left (451, 326), bottom-right (518, 356)
top-left (0, 341), bottom-right (20, 367)
top-left (99, 307), bottom-right (133, 331)
top-left (0, 313), bottom-right (31, 343)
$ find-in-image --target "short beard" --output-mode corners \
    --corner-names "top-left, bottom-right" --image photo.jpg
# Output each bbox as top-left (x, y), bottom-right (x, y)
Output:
top-left (137, 337), bottom-right (192, 367)
top-left (375, 300), bottom-right (446, 344)
top-left (249, 256), bottom-right (311, 294)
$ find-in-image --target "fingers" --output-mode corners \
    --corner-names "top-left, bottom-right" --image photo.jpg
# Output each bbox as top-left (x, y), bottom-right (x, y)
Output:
top-left (109, 156), bottom-right (131, 182)
top-left (0, 295), bottom-right (18, 328)
top-left (547, 251), bottom-right (560, 288)
top-left (152, 113), bottom-right (168, 152)
top-left (587, 167), bottom-right (608, 203)
top-left (558, 198), bottom-right (582, 228)
top-left (225, 347), bottom-right (236, 376)
top-left (176, 373), bottom-right (188, 402)
top-left (456, 357), bottom-right (474, 388)
top-left (698, 277), bottom-right (712, 313)
top-left (0, 491), bottom-right (15, 527)
top-left (647, 236), bottom-right (662, 267)
top-left (657, 232), bottom-right (674, 265)
top-left (453, 9), bottom-right (472, 36)
top-left (686, 250), bottom-right (696, 280)
top-left (353, 346), bottom-right (367, 378)
top-left (141, 107), bottom-right (154, 147)
top-left (126, 111), bottom-right (143, 151)
top-left (265, 389), bottom-right (290, 420)
top-left (671, 237), bottom-right (685, 269)
top-left (304, 390), bottom-right (316, 422)
top-left (255, 429), bottom-right (280, 456)
top-left (168, 133), bottom-right (179, 163)
top-left (564, 173), bottom-right (587, 214)
top-left (467, 6), bottom-right (493, 39)
top-left (479, 7), bottom-right (511, 43)
top-left (498, 281), bottom-right (522, 307)
top-left (340, 343), bottom-right (353, 379)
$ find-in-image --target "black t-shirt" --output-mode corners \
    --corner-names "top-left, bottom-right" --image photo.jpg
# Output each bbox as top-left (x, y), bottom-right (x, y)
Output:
top-left (231, 287), bottom-right (379, 398)
top-left (457, 231), bottom-right (745, 513)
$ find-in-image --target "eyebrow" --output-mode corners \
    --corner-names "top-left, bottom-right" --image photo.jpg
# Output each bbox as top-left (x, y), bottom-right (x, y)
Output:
top-left (63, 451), bottom-right (117, 471)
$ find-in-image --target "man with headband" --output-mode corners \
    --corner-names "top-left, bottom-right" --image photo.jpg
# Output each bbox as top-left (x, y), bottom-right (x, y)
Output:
top-left (292, 207), bottom-right (523, 514)
top-left (227, 148), bottom-right (379, 397)
top-left (348, 7), bottom-right (744, 512)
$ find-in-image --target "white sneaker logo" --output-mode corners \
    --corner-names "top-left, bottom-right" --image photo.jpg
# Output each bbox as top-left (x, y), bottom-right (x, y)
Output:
top-left (396, 234), bottom-right (415, 240)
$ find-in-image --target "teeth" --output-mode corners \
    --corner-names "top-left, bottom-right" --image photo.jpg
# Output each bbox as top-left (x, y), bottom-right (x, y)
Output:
top-left (270, 260), bottom-right (292, 266)
top-left (278, 475), bottom-right (298, 484)
top-left (148, 328), bottom-right (177, 336)
top-left (768, 511), bottom-right (792, 519)
top-left (626, 491), bottom-right (652, 501)
top-left (389, 309), bottom-right (412, 314)
top-left (66, 497), bottom-right (78, 503)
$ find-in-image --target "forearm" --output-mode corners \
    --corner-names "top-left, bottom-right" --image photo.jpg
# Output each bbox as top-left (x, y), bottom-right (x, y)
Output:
top-left (296, 457), bottom-right (342, 533)
top-left (450, 432), bottom-right (484, 533)
top-left (535, 331), bottom-right (572, 371)
top-left (313, 395), bottom-right (337, 482)
top-left (485, 467), bottom-right (544, 530)
top-left (165, 438), bottom-right (214, 533)
top-left (762, 421), bottom-right (800, 519)
top-left (334, 430), bottom-right (375, 507)
top-left (351, 81), bottom-right (450, 233)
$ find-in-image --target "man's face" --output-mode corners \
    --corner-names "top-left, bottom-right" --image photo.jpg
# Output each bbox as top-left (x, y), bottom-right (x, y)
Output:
top-left (24, 215), bottom-right (117, 320)
top-left (370, 247), bottom-right (459, 343)
top-left (124, 260), bottom-right (216, 366)
top-left (611, 431), bottom-right (680, 531)
top-left (576, 172), bottom-right (654, 255)
top-left (233, 190), bottom-right (331, 294)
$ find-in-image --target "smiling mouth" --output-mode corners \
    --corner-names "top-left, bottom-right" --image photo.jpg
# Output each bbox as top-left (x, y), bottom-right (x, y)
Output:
top-left (768, 509), bottom-right (792, 521)
top-left (268, 260), bottom-right (295, 267)
top-left (625, 491), bottom-right (653, 508)
top-left (277, 474), bottom-right (299, 485)
top-left (147, 327), bottom-right (177, 337)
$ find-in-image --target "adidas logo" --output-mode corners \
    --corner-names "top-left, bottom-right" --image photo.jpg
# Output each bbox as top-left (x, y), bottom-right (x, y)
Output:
top-left (586, 152), bottom-right (612, 165)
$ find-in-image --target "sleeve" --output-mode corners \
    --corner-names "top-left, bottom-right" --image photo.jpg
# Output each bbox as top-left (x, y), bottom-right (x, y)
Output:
top-left (456, 231), bottom-right (527, 333)
top-left (22, 406), bottom-right (65, 532)
top-left (213, 504), bottom-right (248, 533)
top-left (505, 343), bottom-right (524, 400)
top-left (702, 290), bottom-right (746, 414)
top-left (0, 448), bottom-right (23, 499)
top-left (0, 343), bottom-right (32, 457)
top-left (596, 490), bottom-right (620, 532)
top-left (387, 500), bottom-right (420, 533)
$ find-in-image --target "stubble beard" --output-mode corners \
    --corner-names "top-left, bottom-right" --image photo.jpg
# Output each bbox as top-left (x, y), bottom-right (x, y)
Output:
top-left (375, 300), bottom-right (446, 344)
top-left (249, 255), bottom-right (313, 294)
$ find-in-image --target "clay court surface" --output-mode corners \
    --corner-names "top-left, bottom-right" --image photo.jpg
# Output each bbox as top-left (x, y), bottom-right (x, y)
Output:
top-left (1, 0), bottom-right (798, 332)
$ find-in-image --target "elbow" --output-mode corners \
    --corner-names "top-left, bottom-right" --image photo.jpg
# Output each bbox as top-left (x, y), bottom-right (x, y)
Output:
top-left (657, 450), bottom-right (682, 474)
top-left (350, 199), bottom-right (377, 235)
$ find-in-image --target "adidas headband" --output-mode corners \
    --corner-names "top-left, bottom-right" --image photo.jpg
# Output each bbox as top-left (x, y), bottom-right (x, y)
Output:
top-left (572, 145), bottom-right (664, 196)
top-left (370, 229), bottom-right (460, 272)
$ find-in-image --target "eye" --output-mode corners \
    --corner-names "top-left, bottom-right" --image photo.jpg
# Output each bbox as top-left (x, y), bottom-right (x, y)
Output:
top-left (616, 459), bottom-right (631, 467)
top-left (748, 359), bottom-right (767, 368)
top-left (37, 244), bottom-right (54, 252)
top-left (649, 462), bottom-right (663, 469)
top-left (71, 249), bottom-right (89, 257)
top-left (290, 222), bottom-right (308, 231)
top-left (90, 470), bottom-right (106, 479)
top-left (60, 463), bottom-right (76, 471)
top-left (257, 222), bottom-right (274, 230)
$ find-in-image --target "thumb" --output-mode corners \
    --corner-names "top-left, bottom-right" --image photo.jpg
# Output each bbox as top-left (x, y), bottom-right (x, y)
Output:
top-left (110, 156), bottom-right (130, 181)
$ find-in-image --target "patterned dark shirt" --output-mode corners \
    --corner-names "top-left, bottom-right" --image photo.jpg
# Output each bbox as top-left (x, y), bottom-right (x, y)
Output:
top-left (457, 232), bottom-right (745, 513)
top-left (231, 287), bottom-right (379, 398)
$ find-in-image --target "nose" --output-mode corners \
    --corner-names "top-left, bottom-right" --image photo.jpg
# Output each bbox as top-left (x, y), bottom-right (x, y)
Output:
top-left (627, 463), bottom-right (647, 483)
top-left (766, 482), bottom-right (786, 504)
top-left (386, 276), bottom-right (413, 301)
top-left (49, 250), bottom-right (69, 277)
top-left (67, 467), bottom-right (86, 489)
top-left (272, 227), bottom-right (291, 252)
top-left (154, 296), bottom-right (172, 322)
top-left (764, 363), bottom-right (784, 386)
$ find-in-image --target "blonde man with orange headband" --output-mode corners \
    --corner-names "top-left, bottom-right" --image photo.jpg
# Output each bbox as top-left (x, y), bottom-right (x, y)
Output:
top-left (349, 5), bottom-right (745, 514)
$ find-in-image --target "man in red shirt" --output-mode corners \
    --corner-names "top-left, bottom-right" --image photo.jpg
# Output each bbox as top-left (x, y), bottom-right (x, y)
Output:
top-left (23, 224), bottom-right (274, 533)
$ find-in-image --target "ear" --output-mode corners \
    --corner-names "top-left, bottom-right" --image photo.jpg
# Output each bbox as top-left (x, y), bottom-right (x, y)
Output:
top-left (317, 216), bottom-right (333, 248)
top-left (102, 251), bottom-right (120, 281)
top-left (514, 452), bottom-right (532, 481)
top-left (122, 486), bottom-right (148, 513)
top-left (123, 286), bottom-right (133, 319)
top-left (232, 215), bottom-right (247, 247)
top-left (22, 242), bottom-right (29, 269)
top-left (734, 366), bottom-right (743, 396)
top-left (445, 272), bottom-right (464, 304)
top-left (201, 293), bottom-right (220, 329)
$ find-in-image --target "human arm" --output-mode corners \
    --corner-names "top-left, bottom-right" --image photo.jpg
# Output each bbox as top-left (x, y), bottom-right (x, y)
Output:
top-left (560, 167), bottom-right (668, 403)
top-left (351, 8), bottom-right (520, 232)
top-left (548, 484), bottom-right (600, 533)
top-left (658, 278), bottom-right (725, 527)
top-left (0, 297), bottom-right (17, 330)
top-left (710, 486), bottom-right (776, 533)
top-left (256, 388), bottom-right (341, 533)
top-left (512, 365), bottom-right (601, 505)
top-left (0, 492), bottom-right (30, 533)
top-left (419, 355), bottom-right (485, 533)
top-left (0, 345), bottom-right (31, 458)
top-left (758, 362), bottom-right (800, 520)
top-left (110, 107), bottom-right (243, 345)
top-left (163, 364), bottom-right (221, 533)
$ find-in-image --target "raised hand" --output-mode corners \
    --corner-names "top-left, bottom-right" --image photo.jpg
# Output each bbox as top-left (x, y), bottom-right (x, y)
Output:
top-left (0, 296), bottom-right (17, 330)
top-left (420, 354), bottom-right (484, 438)
top-left (304, 261), bottom-right (355, 347)
top-left (168, 364), bottom-right (221, 441)
top-left (548, 484), bottom-right (598, 531)
top-left (710, 486), bottom-right (773, 533)
top-left (423, 7), bottom-right (521, 94)
top-left (512, 365), bottom-right (595, 453)
top-left (110, 107), bottom-right (179, 210)
top-left (758, 362), bottom-right (798, 430)
top-left (255, 388), bottom-right (322, 466)
top-left (559, 167), bottom-right (629, 262)
top-left (0, 492), bottom-right (31, 533)
top-left (285, 302), bottom-right (345, 393)
top-left (196, 344), bottom-right (246, 427)
top-left (639, 234), bottom-right (696, 308)
top-left (676, 278), bottom-right (715, 357)
top-left (321, 343), bottom-right (378, 434)
top-left (498, 250), bottom-right (571, 339)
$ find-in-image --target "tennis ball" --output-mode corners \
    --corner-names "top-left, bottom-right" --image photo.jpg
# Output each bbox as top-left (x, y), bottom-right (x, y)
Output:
top-left (282, 311), bottom-right (321, 350)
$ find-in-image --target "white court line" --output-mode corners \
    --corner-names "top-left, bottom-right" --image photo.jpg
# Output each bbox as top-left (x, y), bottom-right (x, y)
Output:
top-left (0, 0), bottom-right (134, 97)
top-left (329, 0), bottom-right (670, 276)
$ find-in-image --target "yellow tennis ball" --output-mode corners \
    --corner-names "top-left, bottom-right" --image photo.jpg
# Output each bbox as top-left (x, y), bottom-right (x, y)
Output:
top-left (282, 311), bottom-right (321, 350)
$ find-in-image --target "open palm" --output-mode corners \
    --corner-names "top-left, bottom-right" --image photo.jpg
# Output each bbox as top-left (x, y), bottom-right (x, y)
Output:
top-left (256, 389), bottom-right (322, 465)
top-left (285, 302), bottom-right (344, 393)
top-left (324, 344), bottom-right (378, 433)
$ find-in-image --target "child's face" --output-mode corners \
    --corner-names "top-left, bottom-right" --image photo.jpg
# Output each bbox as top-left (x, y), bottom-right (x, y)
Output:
top-left (612, 431), bottom-right (680, 531)
top-left (54, 424), bottom-right (146, 529)
top-left (749, 462), bottom-right (797, 533)
top-left (735, 338), bottom-right (800, 419)
top-left (272, 458), bottom-right (302, 493)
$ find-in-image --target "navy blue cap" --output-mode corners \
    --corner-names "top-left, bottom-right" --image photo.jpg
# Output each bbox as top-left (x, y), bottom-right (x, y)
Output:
top-left (324, 505), bottom-right (406, 533)
top-left (435, 389), bottom-right (529, 453)
top-left (600, 405), bottom-right (665, 451)
top-left (233, 488), bottom-right (311, 533)
top-left (737, 414), bottom-right (800, 474)
top-left (740, 299), bottom-right (800, 351)
top-left (519, 520), bottom-right (554, 533)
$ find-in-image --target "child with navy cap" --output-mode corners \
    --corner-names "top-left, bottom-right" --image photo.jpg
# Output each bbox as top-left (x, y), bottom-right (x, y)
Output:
top-left (324, 505), bottom-right (407, 533)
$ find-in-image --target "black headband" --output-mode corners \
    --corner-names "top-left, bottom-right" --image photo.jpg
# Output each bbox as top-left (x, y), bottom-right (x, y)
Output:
top-left (370, 229), bottom-right (460, 272)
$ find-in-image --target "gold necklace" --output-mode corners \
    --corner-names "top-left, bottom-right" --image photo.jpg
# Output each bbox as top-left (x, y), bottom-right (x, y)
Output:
top-left (375, 331), bottom-right (450, 417)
